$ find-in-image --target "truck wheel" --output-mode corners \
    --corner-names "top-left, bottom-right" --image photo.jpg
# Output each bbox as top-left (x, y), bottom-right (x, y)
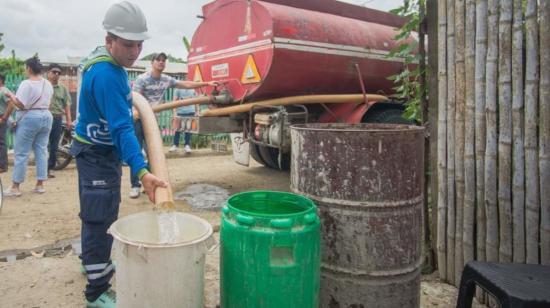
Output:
top-left (250, 143), bottom-right (267, 166)
top-left (362, 108), bottom-right (414, 125)
top-left (258, 146), bottom-right (290, 171)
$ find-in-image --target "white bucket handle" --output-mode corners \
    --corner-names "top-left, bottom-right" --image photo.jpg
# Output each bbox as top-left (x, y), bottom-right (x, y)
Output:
top-left (137, 244), bottom-right (148, 263)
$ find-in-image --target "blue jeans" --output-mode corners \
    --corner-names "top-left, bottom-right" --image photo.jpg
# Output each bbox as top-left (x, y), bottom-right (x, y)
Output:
top-left (48, 115), bottom-right (64, 170)
top-left (70, 140), bottom-right (121, 302)
top-left (12, 110), bottom-right (53, 183)
top-left (173, 112), bottom-right (193, 147)
top-left (0, 119), bottom-right (8, 171)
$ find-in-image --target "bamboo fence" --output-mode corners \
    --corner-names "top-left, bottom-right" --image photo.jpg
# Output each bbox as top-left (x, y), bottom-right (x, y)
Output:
top-left (435, 0), bottom-right (549, 286)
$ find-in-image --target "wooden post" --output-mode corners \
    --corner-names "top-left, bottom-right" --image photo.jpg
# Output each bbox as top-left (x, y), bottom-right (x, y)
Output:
top-left (540, 0), bottom-right (550, 265)
top-left (511, 0), bottom-right (525, 263)
top-left (436, 0), bottom-right (448, 281)
top-left (484, 0), bottom-right (500, 264)
top-left (454, 0), bottom-right (466, 285)
top-left (524, 0), bottom-right (540, 265)
top-left (446, 0), bottom-right (457, 284)
top-left (498, 0), bottom-right (513, 263)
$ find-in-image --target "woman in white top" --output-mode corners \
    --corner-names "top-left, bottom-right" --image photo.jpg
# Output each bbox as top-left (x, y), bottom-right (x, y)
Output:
top-left (4, 57), bottom-right (53, 196)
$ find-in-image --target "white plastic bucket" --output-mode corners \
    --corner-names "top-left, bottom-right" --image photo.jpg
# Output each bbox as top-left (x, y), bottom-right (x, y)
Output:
top-left (109, 211), bottom-right (215, 308)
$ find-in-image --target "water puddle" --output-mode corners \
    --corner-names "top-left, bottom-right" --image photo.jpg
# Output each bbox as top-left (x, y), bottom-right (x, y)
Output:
top-left (174, 184), bottom-right (229, 211)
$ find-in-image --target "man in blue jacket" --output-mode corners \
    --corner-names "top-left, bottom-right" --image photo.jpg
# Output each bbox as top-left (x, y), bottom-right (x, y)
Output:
top-left (71, 2), bottom-right (167, 307)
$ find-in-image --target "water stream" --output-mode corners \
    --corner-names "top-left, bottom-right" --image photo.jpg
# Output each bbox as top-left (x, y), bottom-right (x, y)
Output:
top-left (156, 211), bottom-right (181, 244)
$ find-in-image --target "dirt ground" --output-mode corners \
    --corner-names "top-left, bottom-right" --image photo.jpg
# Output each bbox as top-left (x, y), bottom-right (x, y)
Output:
top-left (0, 148), bottom-right (472, 308)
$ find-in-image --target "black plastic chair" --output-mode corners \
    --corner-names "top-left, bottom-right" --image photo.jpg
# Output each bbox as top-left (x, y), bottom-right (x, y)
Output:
top-left (456, 261), bottom-right (550, 308)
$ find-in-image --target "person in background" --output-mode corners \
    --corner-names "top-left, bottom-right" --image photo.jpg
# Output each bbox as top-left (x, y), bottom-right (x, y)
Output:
top-left (46, 63), bottom-right (72, 178)
top-left (129, 52), bottom-right (217, 198)
top-left (71, 2), bottom-right (167, 306)
top-left (169, 88), bottom-right (197, 153)
top-left (0, 74), bottom-right (15, 173)
top-left (3, 57), bottom-right (54, 197)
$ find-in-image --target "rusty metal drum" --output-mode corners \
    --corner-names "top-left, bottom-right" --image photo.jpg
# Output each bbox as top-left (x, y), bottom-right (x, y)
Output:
top-left (290, 123), bottom-right (423, 308)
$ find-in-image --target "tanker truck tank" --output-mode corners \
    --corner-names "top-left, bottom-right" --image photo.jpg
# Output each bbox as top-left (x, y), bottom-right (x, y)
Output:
top-left (184, 0), bottom-right (413, 169)
top-left (187, 0), bottom-right (409, 102)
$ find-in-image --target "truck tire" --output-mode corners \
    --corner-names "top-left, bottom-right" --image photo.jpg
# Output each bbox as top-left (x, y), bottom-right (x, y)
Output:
top-left (362, 107), bottom-right (414, 125)
top-left (257, 146), bottom-right (290, 171)
top-left (250, 143), bottom-right (267, 166)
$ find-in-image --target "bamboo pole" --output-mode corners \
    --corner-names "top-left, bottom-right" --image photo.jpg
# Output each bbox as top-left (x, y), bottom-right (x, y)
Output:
top-left (427, 0), bottom-right (440, 277)
top-left (454, 0), bottom-right (466, 285)
top-left (524, 0), bottom-right (540, 265)
top-left (436, 0), bottom-right (448, 281)
top-left (418, 0), bottom-right (435, 271)
top-left (446, 0), bottom-right (457, 284)
top-left (132, 92), bottom-right (174, 210)
top-left (474, 0), bottom-right (488, 265)
top-left (475, 0), bottom-right (489, 302)
top-left (463, 0), bottom-right (476, 269)
top-left (484, 0), bottom-right (499, 264)
top-left (540, 0), bottom-right (550, 265)
top-left (511, 0), bottom-right (525, 263)
top-left (498, 0), bottom-right (513, 263)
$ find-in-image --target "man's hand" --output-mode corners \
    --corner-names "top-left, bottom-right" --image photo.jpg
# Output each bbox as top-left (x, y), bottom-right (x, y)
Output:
top-left (141, 173), bottom-right (168, 203)
top-left (207, 81), bottom-right (220, 87)
top-left (65, 121), bottom-right (73, 131)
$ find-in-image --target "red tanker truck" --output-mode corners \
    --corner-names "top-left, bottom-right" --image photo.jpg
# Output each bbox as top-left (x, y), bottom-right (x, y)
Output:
top-left (180, 0), bottom-right (412, 169)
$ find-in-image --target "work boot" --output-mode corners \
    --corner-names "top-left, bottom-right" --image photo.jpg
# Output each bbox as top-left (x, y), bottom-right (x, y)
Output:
top-left (86, 289), bottom-right (116, 308)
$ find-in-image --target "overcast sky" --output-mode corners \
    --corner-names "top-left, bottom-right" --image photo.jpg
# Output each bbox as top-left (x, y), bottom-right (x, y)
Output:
top-left (0, 0), bottom-right (402, 63)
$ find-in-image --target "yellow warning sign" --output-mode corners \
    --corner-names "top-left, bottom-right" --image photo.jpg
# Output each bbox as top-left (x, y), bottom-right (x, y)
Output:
top-left (241, 55), bottom-right (261, 84)
top-left (193, 65), bottom-right (203, 82)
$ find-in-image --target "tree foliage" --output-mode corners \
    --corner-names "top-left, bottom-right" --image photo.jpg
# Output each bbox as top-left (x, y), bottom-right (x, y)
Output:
top-left (387, 0), bottom-right (426, 122)
top-left (0, 50), bottom-right (25, 76)
top-left (0, 33), bottom-right (4, 54)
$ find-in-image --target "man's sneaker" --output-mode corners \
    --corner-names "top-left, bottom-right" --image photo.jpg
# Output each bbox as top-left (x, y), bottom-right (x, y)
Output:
top-left (184, 145), bottom-right (192, 153)
top-left (129, 187), bottom-right (140, 199)
top-left (86, 289), bottom-right (116, 308)
top-left (169, 145), bottom-right (178, 152)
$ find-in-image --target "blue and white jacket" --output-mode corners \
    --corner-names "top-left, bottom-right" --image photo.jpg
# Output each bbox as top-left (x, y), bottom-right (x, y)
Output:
top-left (75, 46), bottom-right (147, 178)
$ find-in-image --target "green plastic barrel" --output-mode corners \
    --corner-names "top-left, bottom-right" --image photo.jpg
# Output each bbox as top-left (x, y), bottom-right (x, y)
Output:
top-left (221, 191), bottom-right (320, 308)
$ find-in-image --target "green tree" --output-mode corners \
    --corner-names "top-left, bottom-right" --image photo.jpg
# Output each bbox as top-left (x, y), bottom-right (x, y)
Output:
top-left (0, 33), bottom-right (5, 54)
top-left (387, 0), bottom-right (426, 122)
top-left (0, 50), bottom-right (25, 75)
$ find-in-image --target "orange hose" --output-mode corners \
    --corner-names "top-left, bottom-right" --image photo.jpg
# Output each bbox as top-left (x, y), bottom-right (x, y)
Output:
top-left (200, 94), bottom-right (388, 117)
top-left (132, 92), bottom-right (174, 210)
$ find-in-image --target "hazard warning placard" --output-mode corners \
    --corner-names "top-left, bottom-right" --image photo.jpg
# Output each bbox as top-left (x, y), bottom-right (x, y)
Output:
top-left (193, 65), bottom-right (203, 82)
top-left (241, 55), bottom-right (261, 84)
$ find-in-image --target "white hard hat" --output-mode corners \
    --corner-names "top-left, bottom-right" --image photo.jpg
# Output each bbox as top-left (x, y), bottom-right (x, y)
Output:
top-left (103, 1), bottom-right (150, 41)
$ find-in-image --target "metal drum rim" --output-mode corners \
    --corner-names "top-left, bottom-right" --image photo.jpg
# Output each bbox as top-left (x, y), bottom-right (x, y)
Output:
top-left (290, 123), bottom-right (423, 133)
